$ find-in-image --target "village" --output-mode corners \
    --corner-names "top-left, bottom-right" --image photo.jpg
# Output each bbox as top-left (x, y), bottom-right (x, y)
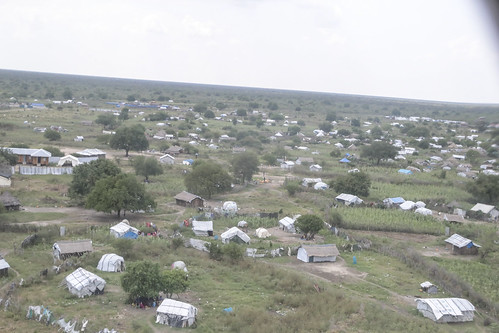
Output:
top-left (0, 70), bottom-right (498, 332)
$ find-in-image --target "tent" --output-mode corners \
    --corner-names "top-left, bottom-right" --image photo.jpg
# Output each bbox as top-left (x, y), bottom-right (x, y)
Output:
top-left (335, 193), bottom-right (363, 206)
top-left (0, 256), bottom-right (10, 277)
top-left (64, 267), bottom-right (106, 298)
top-left (122, 230), bottom-right (139, 239)
top-left (156, 299), bottom-right (198, 328)
top-left (297, 244), bottom-right (339, 263)
top-left (415, 298), bottom-right (475, 323)
top-left (221, 227), bottom-right (250, 244)
top-left (171, 261), bottom-right (188, 273)
top-left (97, 254), bottom-right (125, 272)
top-left (420, 281), bottom-right (438, 294)
top-left (255, 228), bottom-right (271, 239)
top-left (415, 201), bottom-right (426, 208)
top-left (191, 220), bottom-right (213, 236)
top-left (399, 201), bottom-right (416, 211)
top-left (110, 220), bottom-right (139, 238)
top-left (53, 240), bottom-right (93, 260)
top-left (279, 216), bottom-right (298, 233)
top-left (313, 182), bottom-right (329, 190)
top-left (57, 155), bottom-right (81, 167)
top-left (383, 197), bottom-right (405, 207)
top-left (398, 169), bottom-right (413, 175)
top-left (237, 220), bottom-right (248, 228)
top-left (222, 201), bottom-right (238, 216)
top-left (339, 158), bottom-right (351, 163)
top-left (415, 207), bottom-right (432, 216)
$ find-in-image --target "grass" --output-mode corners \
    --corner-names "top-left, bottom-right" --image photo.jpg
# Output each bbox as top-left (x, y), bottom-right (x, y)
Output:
top-left (0, 211), bottom-right (67, 223)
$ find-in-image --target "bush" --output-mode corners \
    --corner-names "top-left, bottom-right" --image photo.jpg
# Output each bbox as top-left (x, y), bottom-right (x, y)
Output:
top-left (206, 241), bottom-right (223, 261)
top-left (170, 238), bottom-right (184, 250)
top-left (223, 242), bottom-right (245, 263)
top-left (285, 182), bottom-right (301, 196)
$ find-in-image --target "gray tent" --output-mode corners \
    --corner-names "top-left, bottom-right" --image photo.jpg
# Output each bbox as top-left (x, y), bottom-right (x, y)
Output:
top-left (97, 254), bottom-right (125, 272)
top-left (156, 299), bottom-right (197, 327)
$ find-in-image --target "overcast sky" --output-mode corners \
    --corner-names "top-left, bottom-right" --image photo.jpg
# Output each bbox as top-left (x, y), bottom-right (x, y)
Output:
top-left (1, 0), bottom-right (498, 104)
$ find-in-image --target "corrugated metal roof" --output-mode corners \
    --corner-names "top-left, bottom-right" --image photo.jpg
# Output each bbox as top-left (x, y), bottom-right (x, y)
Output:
top-left (7, 148), bottom-right (51, 157)
top-left (279, 216), bottom-right (295, 227)
top-left (335, 193), bottom-right (362, 204)
top-left (445, 234), bottom-right (481, 248)
top-left (301, 244), bottom-right (339, 257)
top-left (0, 258), bottom-right (10, 270)
top-left (416, 298), bottom-right (475, 320)
top-left (174, 191), bottom-right (202, 203)
top-left (470, 203), bottom-right (496, 214)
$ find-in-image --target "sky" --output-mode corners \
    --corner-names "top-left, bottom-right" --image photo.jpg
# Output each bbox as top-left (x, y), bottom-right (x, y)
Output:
top-left (1, 0), bottom-right (498, 104)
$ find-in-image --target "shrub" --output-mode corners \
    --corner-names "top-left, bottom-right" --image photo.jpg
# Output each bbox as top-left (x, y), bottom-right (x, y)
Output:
top-left (206, 241), bottom-right (223, 261)
top-left (223, 242), bottom-right (244, 263)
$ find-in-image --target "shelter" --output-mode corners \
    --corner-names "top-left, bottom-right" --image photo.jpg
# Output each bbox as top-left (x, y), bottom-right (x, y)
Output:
top-left (255, 228), bottom-right (271, 239)
top-left (164, 146), bottom-right (183, 156)
top-left (64, 267), bottom-right (106, 298)
top-left (182, 159), bottom-right (194, 165)
top-left (57, 155), bottom-right (81, 167)
top-left (0, 164), bottom-right (13, 187)
top-left (156, 299), bottom-right (197, 328)
top-left (159, 154), bottom-right (175, 165)
top-left (309, 164), bottom-right (322, 172)
top-left (383, 197), bottom-right (405, 207)
top-left (237, 220), bottom-right (248, 228)
top-left (302, 178), bottom-right (322, 187)
top-left (335, 193), bottom-right (363, 206)
top-left (398, 169), bottom-right (413, 175)
top-left (221, 227), bottom-right (250, 244)
top-left (399, 200), bottom-right (416, 211)
top-left (470, 203), bottom-right (499, 220)
top-left (313, 182), bottom-right (328, 190)
top-left (174, 191), bottom-right (204, 208)
top-left (0, 256), bottom-right (10, 277)
top-left (445, 234), bottom-right (481, 255)
top-left (75, 148), bottom-right (106, 159)
top-left (7, 148), bottom-right (51, 166)
top-left (97, 254), bottom-right (125, 272)
top-left (297, 244), bottom-right (340, 263)
top-left (123, 230), bottom-right (139, 239)
top-left (110, 220), bottom-right (139, 238)
top-left (222, 201), bottom-right (238, 216)
top-left (420, 281), bottom-right (438, 294)
top-left (339, 158), bottom-right (351, 163)
top-left (191, 220), bottom-right (213, 236)
top-left (0, 191), bottom-right (21, 210)
top-left (415, 298), bottom-right (475, 323)
top-left (53, 240), bottom-right (93, 260)
top-left (171, 261), bottom-right (188, 273)
top-left (415, 207), bottom-right (432, 216)
top-left (279, 216), bottom-right (298, 233)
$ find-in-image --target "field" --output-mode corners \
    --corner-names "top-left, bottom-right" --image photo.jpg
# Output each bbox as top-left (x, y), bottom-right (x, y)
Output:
top-left (0, 69), bottom-right (498, 332)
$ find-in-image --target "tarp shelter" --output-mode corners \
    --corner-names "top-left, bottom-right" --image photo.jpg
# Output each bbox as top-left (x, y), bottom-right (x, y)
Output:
top-left (383, 197), bottom-right (405, 207)
top-left (110, 220), bottom-right (139, 238)
top-left (57, 155), bottom-right (81, 167)
top-left (221, 227), bottom-right (250, 244)
top-left (420, 281), bottom-right (438, 294)
top-left (171, 261), bottom-right (188, 273)
top-left (53, 240), bottom-right (93, 260)
top-left (399, 201), bottom-right (416, 211)
top-left (0, 256), bottom-right (10, 277)
top-left (415, 201), bottom-right (426, 208)
top-left (0, 191), bottom-right (21, 210)
top-left (415, 298), bottom-right (475, 323)
top-left (445, 234), bottom-right (481, 255)
top-left (97, 254), bottom-right (125, 272)
top-left (335, 193), bottom-right (363, 206)
top-left (64, 267), bottom-right (106, 298)
top-left (313, 182), bottom-right (329, 190)
top-left (398, 169), bottom-right (413, 175)
top-left (255, 228), bottom-right (271, 239)
top-left (415, 207), bottom-right (432, 216)
top-left (279, 216), bottom-right (299, 233)
top-left (156, 299), bottom-right (198, 328)
top-left (192, 220), bottom-right (213, 236)
top-left (237, 220), bottom-right (248, 228)
top-left (222, 201), bottom-right (238, 216)
top-left (470, 203), bottom-right (499, 219)
top-left (339, 158), bottom-right (351, 163)
top-left (122, 230), bottom-right (139, 239)
top-left (297, 244), bottom-right (340, 263)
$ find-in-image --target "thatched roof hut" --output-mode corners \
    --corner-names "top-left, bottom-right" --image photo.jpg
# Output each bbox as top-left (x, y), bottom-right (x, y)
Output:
top-left (0, 191), bottom-right (21, 210)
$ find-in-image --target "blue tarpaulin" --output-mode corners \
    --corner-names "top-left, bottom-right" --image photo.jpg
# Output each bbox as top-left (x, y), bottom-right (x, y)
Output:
top-left (339, 158), bottom-right (351, 163)
top-left (122, 231), bottom-right (138, 239)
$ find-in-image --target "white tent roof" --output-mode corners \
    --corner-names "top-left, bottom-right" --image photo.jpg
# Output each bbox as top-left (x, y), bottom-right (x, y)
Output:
top-left (157, 298), bottom-right (197, 320)
top-left (221, 227), bottom-right (250, 244)
top-left (415, 298), bottom-right (475, 321)
top-left (335, 193), bottom-right (363, 205)
top-left (415, 207), bottom-right (432, 216)
top-left (97, 253), bottom-right (124, 272)
top-left (57, 155), bottom-right (81, 167)
top-left (171, 261), bottom-right (187, 272)
top-left (399, 201), bottom-right (416, 211)
top-left (110, 220), bottom-right (139, 237)
top-left (0, 258), bottom-right (10, 270)
top-left (313, 182), bottom-right (328, 190)
top-left (470, 203), bottom-right (496, 214)
top-left (279, 216), bottom-right (295, 228)
top-left (64, 267), bottom-right (106, 298)
top-left (255, 228), bottom-right (271, 238)
top-left (415, 201), bottom-right (426, 208)
top-left (192, 220), bottom-right (213, 233)
top-left (237, 220), bottom-right (248, 227)
top-left (222, 201), bottom-right (238, 213)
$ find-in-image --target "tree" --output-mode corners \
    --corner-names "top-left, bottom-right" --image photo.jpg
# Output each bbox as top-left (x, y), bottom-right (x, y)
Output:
top-left (44, 129), bottom-right (61, 141)
top-left (204, 110), bottom-right (215, 118)
top-left (231, 152), bottom-right (259, 184)
top-left (85, 173), bottom-right (156, 216)
top-left (0, 148), bottom-right (17, 166)
top-left (370, 126), bottom-right (383, 139)
top-left (194, 103), bottom-right (208, 113)
top-left (319, 122), bottom-right (332, 133)
top-left (295, 214), bottom-right (324, 240)
top-left (351, 119), bottom-right (360, 127)
top-left (236, 109), bottom-right (247, 116)
top-left (69, 159), bottom-right (122, 200)
top-left (267, 102), bottom-right (279, 110)
top-left (132, 156), bottom-right (163, 182)
top-left (118, 107), bottom-right (129, 121)
top-left (109, 124), bottom-right (149, 157)
top-left (288, 125), bottom-right (301, 136)
top-left (326, 111), bottom-right (337, 121)
top-left (62, 88), bottom-right (73, 100)
top-left (465, 149), bottom-right (481, 165)
top-left (331, 171), bottom-right (371, 197)
top-left (43, 146), bottom-right (64, 157)
top-left (262, 153), bottom-right (277, 166)
top-left (361, 142), bottom-right (397, 165)
top-left (184, 161), bottom-right (232, 199)
top-left (162, 269), bottom-right (189, 298)
top-left (95, 113), bottom-right (117, 129)
top-left (121, 261), bottom-right (163, 302)
top-left (466, 174), bottom-right (499, 204)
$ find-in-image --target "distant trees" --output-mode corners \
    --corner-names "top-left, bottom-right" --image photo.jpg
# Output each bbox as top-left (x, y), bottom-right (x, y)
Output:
top-left (96, 113), bottom-right (117, 129)
top-left (204, 110), bottom-right (215, 118)
top-left (326, 111), bottom-right (337, 121)
top-left (109, 124), bottom-right (149, 157)
top-left (330, 171), bottom-right (371, 197)
top-left (118, 107), bottom-right (129, 121)
top-left (184, 161), bottom-right (232, 198)
top-left (361, 142), bottom-right (397, 165)
top-left (148, 111), bottom-right (168, 121)
top-left (319, 122), bottom-right (332, 133)
top-left (350, 119), bottom-right (360, 127)
top-left (236, 109), bottom-right (247, 117)
top-left (267, 102), bottom-right (279, 110)
top-left (132, 156), bottom-right (163, 182)
top-left (295, 214), bottom-right (324, 240)
top-left (466, 174), bottom-right (499, 204)
top-left (0, 148), bottom-right (17, 165)
top-left (193, 103), bottom-right (208, 113)
top-left (62, 88), bottom-right (73, 100)
top-left (44, 129), bottom-right (61, 141)
top-left (231, 151), bottom-right (259, 184)
top-left (288, 125), bottom-right (301, 136)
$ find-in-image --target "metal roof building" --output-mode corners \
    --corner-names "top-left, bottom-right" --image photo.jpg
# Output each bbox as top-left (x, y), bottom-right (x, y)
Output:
top-left (445, 234), bottom-right (481, 255)
top-left (416, 298), bottom-right (475, 323)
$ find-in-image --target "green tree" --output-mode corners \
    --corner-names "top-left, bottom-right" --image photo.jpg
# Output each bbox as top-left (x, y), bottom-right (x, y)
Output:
top-left (204, 110), bottom-right (215, 118)
top-left (223, 242), bottom-right (245, 263)
top-left (361, 142), bottom-right (397, 165)
top-left (465, 149), bottom-right (481, 165)
top-left (118, 107), bottom-right (129, 121)
top-left (44, 129), bottom-right (61, 141)
top-left (43, 146), bottom-right (64, 157)
top-left (62, 88), bottom-right (73, 100)
top-left (407, 126), bottom-right (430, 138)
top-left (85, 173), bottom-right (156, 217)
top-left (0, 148), bottom-right (17, 165)
top-left (236, 109), bottom-right (247, 116)
top-left (132, 156), bottom-right (163, 182)
top-left (194, 103), bottom-right (208, 113)
top-left (370, 126), bottom-right (383, 139)
top-left (267, 102), bottom-right (279, 110)
top-left (295, 214), bottom-right (324, 240)
top-left (121, 261), bottom-right (163, 302)
top-left (262, 153), bottom-right (277, 166)
top-left (95, 113), bottom-right (117, 129)
top-left (331, 171), bottom-right (371, 197)
top-left (288, 125), bottom-right (301, 136)
top-left (109, 124), bottom-right (149, 157)
top-left (231, 152), bottom-right (259, 184)
top-left (69, 159), bottom-right (121, 200)
top-left (466, 174), bottom-right (499, 204)
top-left (184, 161), bottom-right (232, 198)
top-left (162, 269), bottom-right (189, 298)
top-left (326, 111), bottom-right (337, 121)
top-left (351, 119), bottom-right (360, 127)
top-left (319, 122), bottom-right (332, 133)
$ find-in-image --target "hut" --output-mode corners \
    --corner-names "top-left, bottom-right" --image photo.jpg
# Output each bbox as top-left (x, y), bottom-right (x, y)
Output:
top-left (53, 240), bottom-right (93, 260)
top-left (0, 191), bottom-right (21, 210)
top-left (335, 193), bottom-right (363, 206)
top-left (420, 281), bottom-right (438, 294)
top-left (156, 299), bottom-right (198, 328)
top-left (97, 254), bottom-right (125, 272)
top-left (445, 234), bottom-right (481, 255)
top-left (64, 267), bottom-right (106, 298)
top-left (0, 256), bottom-right (10, 277)
top-left (191, 220), bottom-right (213, 237)
top-left (415, 298), bottom-right (475, 323)
top-left (110, 220), bottom-right (139, 238)
top-left (159, 154), bottom-right (175, 165)
top-left (297, 244), bottom-right (340, 263)
top-left (174, 191), bottom-right (204, 208)
top-left (279, 216), bottom-right (297, 233)
top-left (221, 227), bottom-right (250, 244)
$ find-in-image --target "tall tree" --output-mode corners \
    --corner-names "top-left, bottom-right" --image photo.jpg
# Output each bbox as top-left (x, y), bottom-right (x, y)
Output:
top-left (361, 142), bottom-right (398, 165)
top-left (295, 214), bottom-right (324, 240)
top-left (85, 173), bottom-right (156, 217)
top-left (121, 261), bottom-right (163, 302)
top-left (231, 152), bottom-right (259, 184)
top-left (331, 171), bottom-right (371, 197)
top-left (184, 161), bottom-right (232, 199)
top-left (161, 269), bottom-right (189, 298)
top-left (95, 113), bottom-right (117, 129)
top-left (118, 107), bottom-right (129, 121)
top-left (132, 156), bottom-right (163, 182)
top-left (467, 174), bottom-right (499, 204)
top-left (109, 124), bottom-right (149, 157)
top-left (69, 159), bottom-right (121, 200)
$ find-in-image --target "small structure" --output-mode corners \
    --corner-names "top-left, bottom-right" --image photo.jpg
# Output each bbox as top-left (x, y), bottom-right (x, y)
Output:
top-left (339, 158), bottom-right (351, 163)
top-left (191, 220), bottom-right (213, 237)
top-left (57, 155), bottom-right (81, 167)
top-left (159, 154), bottom-right (175, 165)
top-left (383, 197), bottom-right (405, 207)
top-left (222, 201), bottom-right (238, 216)
top-left (470, 203), bottom-right (499, 220)
top-left (164, 146), bottom-right (183, 156)
top-left (445, 234), bottom-right (481, 255)
top-left (64, 267), bottom-right (106, 298)
top-left (279, 216), bottom-right (299, 233)
top-left (237, 220), bottom-right (248, 228)
top-left (420, 281), bottom-right (438, 294)
top-left (309, 164), bottom-right (322, 172)
top-left (0, 164), bottom-right (13, 187)
top-left (174, 191), bottom-right (204, 208)
top-left (415, 298), bottom-right (475, 323)
top-left (8, 148), bottom-right (51, 166)
top-left (0, 256), bottom-right (10, 277)
top-left (255, 228), bottom-right (271, 239)
top-left (280, 161), bottom-right (295, 169)
top-left (398, 169), bottom-right (413, 175)
top-left (221, 227), bottom-right (250, 244)
top-left (53, 240), bottom-right (93, 260)
top-left (313, 182), bottom-right (329, 190)
top-left (156, 299), bottom-right (198, 328)
top-left (75, 148), bottom-right (106, 159)
top-left (335, 193), bottom-right (363, 206)
top-left (297, 244), bottom-right (340, 263)
top-left (97, 254), bottom-right (125, 272)
top-left (399, 200), bottom-right (416, 211)
top-left (415, 207), bottom-right (432, 216)
top-left (0, 191), bottom-right (21, 210)
top-left (110, 220), bottom-right (139, 238)
top-left (302, 178), bottom-right (322, 188)
top-left (182, 159), bottom-right (194, 166)
top-left (171, 261), bottom-right (188, 273)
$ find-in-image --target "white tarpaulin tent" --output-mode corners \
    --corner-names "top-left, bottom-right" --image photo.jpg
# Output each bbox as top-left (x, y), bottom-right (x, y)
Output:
top-left (335, 193), bottom-right (363, 205)
top-left (171, 261), bottom-right (188, 273)
top-left (415, 207), bottom-right (432, 216)
top-left (156, 299), bottom-right (198, 327)
top-left (64, 267), bottom-right (106, 298)
top-left (399, 200), bottom-right (416, 211)
top-left (415, 298), bottom-right (475, 323)
top-left (97, 254), bottom-right (125, 272)
top-left (191, 220), bottom-right (213, 236)
top-left (279, 215), bottom-right (300, 233)
top-left (255, 228), bottom-right (271, 239)
top-left (222, 201), bottom-right (238, 216)
top-left (221, 227), bottom-right (250, 244)
top-left (110, 220), bottom-right (139, 238)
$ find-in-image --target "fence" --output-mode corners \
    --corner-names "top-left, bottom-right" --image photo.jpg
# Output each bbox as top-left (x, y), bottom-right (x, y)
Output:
top-left (19, 166), bottom-right (73, 175)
